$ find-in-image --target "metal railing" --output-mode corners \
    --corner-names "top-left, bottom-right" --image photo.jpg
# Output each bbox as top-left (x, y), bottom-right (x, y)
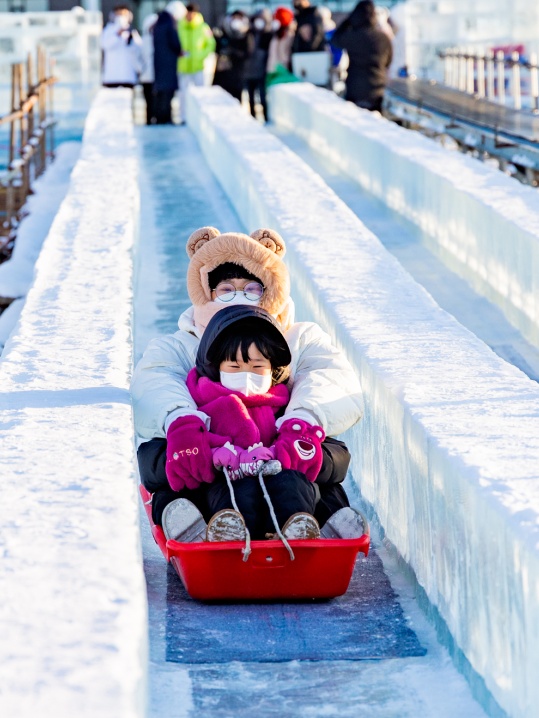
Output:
top-left (0, 46), bottom-right (56, 251)
top-left (440, 48), bottom-right (539, 112)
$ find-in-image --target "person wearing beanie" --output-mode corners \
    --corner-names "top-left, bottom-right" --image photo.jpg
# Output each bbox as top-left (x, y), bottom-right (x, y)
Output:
top-left (131, 226), bottom-right (365, 540)
top-left (267, 7), bottom-right (296, 74)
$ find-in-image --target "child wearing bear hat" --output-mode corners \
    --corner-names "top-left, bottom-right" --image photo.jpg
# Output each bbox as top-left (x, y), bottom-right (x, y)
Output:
top-left (131, 226), bottom-right (365, 540)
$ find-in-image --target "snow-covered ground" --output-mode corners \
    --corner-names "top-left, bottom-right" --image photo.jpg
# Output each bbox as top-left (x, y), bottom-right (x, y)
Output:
top-left (0, 142), bottom-right (81, 350)
top-left (0, 90), bottom-right (146, 718)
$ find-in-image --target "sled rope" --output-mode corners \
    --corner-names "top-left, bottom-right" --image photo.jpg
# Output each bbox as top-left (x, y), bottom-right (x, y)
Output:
top-left (223, 466), bottom-right (252, 562)
top-left (258, 470), bottom-right (295, 561)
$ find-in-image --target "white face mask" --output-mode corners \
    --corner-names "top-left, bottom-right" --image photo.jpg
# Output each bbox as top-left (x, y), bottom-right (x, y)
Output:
top-left (253, 18), bottom-right (266, 30)
top-left (230, 18), bottom-right (247, 32)
top-left (220, 371), bottom-right (272, 396)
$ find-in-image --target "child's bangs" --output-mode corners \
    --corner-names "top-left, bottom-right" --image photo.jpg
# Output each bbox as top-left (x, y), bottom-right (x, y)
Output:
top-left (221, 333), bottom-right (269, 363)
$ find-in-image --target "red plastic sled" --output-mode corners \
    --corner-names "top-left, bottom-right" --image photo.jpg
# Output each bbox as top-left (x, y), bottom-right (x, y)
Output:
top-left (140, 485), bottom-right (369, 600)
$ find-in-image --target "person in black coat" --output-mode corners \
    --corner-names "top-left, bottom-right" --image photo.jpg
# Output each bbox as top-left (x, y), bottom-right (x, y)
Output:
top-left (212, 11), bottom-right (252, 102)
top-left (244, 9), bottom-right (273, 121)
top-left (291, 0), bottom-right (326, 54)
top-left (153, 7), bottom-right (183, 123)
top-left (331, 0), bottom-right (392, 112)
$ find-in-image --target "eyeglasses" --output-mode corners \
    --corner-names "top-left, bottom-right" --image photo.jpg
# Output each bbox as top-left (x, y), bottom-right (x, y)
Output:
top-left (212, 281), bottom-right (265, 302)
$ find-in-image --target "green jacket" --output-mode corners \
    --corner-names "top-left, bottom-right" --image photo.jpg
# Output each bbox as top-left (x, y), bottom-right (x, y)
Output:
top-left (178, 14), bottom-right (216, 74)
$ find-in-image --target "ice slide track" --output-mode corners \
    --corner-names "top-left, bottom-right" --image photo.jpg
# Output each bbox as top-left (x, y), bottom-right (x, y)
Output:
top-left (269, 125), bottom-right (539, 386)
top-left (135, 125), bottom-right (489, 717)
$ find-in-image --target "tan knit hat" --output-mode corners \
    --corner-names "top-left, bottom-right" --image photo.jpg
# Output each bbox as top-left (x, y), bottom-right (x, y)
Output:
top-left (186, 226), bottom-right (291, 330)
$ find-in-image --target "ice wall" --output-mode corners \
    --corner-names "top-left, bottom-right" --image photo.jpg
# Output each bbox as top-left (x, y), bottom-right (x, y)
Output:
top-left (0, 9), bottom-right (102, 83)
top-left (187, 86), bottom-right (539, 718)
top-left (270, 83), bottom-right (539, 353)
top-left (396, 0), bottom-right (539, 79)
top-left (0, 90), bottom-right (147, 717)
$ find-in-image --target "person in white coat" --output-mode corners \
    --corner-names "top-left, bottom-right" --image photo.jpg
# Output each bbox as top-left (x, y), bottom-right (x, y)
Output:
top-left (101, 5), bottom-right (144, 88)
top-left (131, 226), bottom-right (365, 541)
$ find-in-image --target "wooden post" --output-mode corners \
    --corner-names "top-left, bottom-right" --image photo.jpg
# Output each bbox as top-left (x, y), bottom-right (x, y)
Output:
top-left (27, 52), bottom-right (37, 179)
top-left (1, 46), bottom-right (56, 245)
top-left (49, 54), bottom-right (55, 161)
top-left (477, 52), bottom-right (485, 98)
top-left (37, 47), bottom-right (46, 175)
top-left (530, 52), bottom-right (539, 111)
top-left (496, 50), bottom-right (506, 105)
top-left (9, 64), bottom-right (16, 166)
top-left (511, 51), bottom-right (521, 110)
top-left (486, 50), bottom-right (495, 100)
top-left (466, 48), bottom-right (475, 94)
top-left (459, 50), bottom-right (467, 92)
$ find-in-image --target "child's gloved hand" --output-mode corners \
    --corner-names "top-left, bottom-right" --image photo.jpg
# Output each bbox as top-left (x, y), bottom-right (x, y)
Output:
top-left (272, 419), bottom-right (325, 482)
top-left (212, 442), bottom-right (242, 481)
top-left (166, 416), bottom-right (221, 491)
top-left (239, 443), bottom-right (275, 476)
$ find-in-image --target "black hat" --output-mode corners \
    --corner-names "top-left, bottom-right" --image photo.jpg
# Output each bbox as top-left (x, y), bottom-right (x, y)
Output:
top-left (196, 305), bottom-right (291, 381)
top-left (207, 261), bottom-right (261, 289)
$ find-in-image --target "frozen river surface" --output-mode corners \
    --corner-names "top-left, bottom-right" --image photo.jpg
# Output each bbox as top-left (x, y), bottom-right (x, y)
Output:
top-left (133, 124), bottom-right (503, 717)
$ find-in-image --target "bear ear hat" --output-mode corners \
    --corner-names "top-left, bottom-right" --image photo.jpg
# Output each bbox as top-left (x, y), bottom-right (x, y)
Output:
top-left (250, 228), bottom-right (286, 257)
top-left (186, 226), bottom-right (221, 258)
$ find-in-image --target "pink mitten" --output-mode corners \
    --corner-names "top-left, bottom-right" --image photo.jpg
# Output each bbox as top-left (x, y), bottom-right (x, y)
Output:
top-left (212, 442), bottom-right (242, 481)
top-left (166, 416), bottom-right (219, 491)
top-left (239, 443), bottom-right (275, 477)
top-left (272, 419), bottom-right (325, 482)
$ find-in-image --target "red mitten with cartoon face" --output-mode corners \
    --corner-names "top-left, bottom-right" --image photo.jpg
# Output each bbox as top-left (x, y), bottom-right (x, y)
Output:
top-left (166, 416), bottom-right (226, 491)
top-left (272, 419), bottom-right (325, 482)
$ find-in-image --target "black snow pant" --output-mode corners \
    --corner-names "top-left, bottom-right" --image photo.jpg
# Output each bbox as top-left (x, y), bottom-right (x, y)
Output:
top-left (137, 436), bottom-right (351, 530)
top-left (142, 82), bottom-right (155, 124)
top-left (206, 469), bottom-right (316, 540)
top-left (245, 77), bottom-right (267, 121)
top-left (153, 88), bottom-right (175, 124)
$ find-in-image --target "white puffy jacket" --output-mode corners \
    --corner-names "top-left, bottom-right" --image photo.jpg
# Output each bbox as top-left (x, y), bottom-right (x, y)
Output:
top-left (101, 24), bottom-right (144, 86)
top-left (131, 306), bottom-right (364, 440)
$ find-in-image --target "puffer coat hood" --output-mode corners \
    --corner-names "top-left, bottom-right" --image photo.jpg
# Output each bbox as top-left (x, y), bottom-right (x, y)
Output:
top-left (186, 226), bottom-right (291, 332)
top-left (348, 0), bottom-right (376, 28)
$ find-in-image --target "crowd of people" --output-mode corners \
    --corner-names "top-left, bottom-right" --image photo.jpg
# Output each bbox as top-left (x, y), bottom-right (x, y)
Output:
top-left (101, 0), bottom-right (396, 123)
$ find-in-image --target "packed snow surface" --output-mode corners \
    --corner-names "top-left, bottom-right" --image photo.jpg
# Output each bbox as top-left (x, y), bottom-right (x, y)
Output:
top-left (0, 141), bottom-right (81, 350)
top-left (0, 90), bottom-right (147, 717)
